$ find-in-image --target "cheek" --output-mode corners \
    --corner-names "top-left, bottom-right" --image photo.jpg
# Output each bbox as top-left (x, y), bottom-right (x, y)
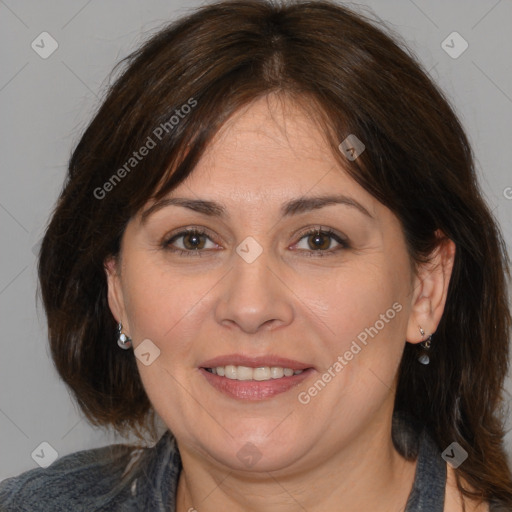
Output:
top-left (120, 254), bottom-right (218, 354)
top-left (310, 262), bottom-right (405, 346)
top-left (121, 268), bottom-right (171, 340)
top-left (297, 259), bottom-right (409, 411)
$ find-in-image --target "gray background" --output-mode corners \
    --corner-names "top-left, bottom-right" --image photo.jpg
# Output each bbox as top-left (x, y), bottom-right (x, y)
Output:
top-left (1, 0), bottom-right (511, 480)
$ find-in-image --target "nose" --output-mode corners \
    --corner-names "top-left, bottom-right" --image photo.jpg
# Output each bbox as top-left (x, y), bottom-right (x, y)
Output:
top-left (214, 241), bottom-right (294, 334)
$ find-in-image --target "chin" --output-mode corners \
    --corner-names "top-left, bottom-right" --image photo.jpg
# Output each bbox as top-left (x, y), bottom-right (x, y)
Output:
top-left (200, 427), bottom-right (309, 473)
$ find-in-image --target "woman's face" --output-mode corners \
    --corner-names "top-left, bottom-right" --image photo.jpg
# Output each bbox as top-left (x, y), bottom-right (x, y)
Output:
top-left (107, 95), bottom-right (436, 473)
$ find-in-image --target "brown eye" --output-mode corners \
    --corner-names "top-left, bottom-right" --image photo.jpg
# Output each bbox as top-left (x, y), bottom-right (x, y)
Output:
top-left (163, 228), bottom-right (218, 257)
top-left (180, 231), bottom-right (207, 250)
top-left (293, 227), bottom-right (348, 257)
top-left (306, 231), bottom-right (332, 250)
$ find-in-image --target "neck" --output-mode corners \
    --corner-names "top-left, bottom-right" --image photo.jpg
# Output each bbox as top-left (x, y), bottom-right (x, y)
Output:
top-left (175, 413), bottom-right (418, 512)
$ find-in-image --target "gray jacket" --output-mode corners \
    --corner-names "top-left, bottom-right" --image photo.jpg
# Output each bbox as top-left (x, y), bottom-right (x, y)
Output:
top-left (0, 412), bottom-right (507, 511)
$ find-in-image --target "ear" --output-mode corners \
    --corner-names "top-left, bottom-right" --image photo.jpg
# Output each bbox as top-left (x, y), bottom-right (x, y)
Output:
top-left (406, 230), bottom-right (456, 343)
top-left (104, 255), bottom-right (129, 332)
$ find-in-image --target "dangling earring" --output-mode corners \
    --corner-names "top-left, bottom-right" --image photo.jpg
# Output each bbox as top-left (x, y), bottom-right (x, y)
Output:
top-left (417, 326), bottom-right (432, 365)
top-left (117, 322), bottom-right (132, 350)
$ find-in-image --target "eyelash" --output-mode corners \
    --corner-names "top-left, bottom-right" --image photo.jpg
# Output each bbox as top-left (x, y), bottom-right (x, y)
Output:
top-left (161, 226), bottom-right (349, 258)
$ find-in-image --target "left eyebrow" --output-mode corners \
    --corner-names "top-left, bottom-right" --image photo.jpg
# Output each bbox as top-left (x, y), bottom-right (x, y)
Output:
top-left (140, 193), bottom-right (374, 224)
top-left (281, 194), bottom-right (373, 219)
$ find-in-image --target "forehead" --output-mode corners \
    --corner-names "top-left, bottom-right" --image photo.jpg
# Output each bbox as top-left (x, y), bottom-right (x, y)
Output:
top-left (175, 95), bottom-right (371, 209)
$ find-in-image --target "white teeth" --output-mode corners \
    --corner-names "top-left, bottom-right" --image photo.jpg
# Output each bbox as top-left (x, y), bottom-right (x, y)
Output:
top-left (253, 367), bottom-right (271, 381)
top-left (225, 365), bottom-right (237, 379)
top-left (209, 365), bottom-right (305, 381)
top-left (237, 366), bottom-right (254, 381)
top-left (270, 367), bottom-right (284, 379)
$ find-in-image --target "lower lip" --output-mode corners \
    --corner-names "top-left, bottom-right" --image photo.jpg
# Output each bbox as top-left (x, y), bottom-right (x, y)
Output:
top-left (200, 368), bottom-right (314, 400)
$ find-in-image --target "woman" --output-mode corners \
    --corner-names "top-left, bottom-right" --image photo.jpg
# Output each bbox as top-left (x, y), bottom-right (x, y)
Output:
top-left (1, 0), bottom-right (511, 510)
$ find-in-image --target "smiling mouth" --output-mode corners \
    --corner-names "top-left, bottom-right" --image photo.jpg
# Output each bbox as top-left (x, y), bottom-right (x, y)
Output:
top-left (203, 365), bottom-right (306, 381)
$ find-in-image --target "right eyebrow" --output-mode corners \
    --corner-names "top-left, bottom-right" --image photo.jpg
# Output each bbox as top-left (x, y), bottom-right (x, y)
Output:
top-left (141, 197), bottom-right (226, 224)
top-left (140, 193), bottom-right (374, 224)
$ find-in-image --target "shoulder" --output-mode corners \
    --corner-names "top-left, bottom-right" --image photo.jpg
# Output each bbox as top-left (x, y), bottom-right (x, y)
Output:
top-left (392, 412), bottom-right (495, 512)
top-left (0, 441), bottom-right (144, 511)
top-left (443, 464), bottom-right (512, 512)
top-left (444, 464), bottom-right (492, 512)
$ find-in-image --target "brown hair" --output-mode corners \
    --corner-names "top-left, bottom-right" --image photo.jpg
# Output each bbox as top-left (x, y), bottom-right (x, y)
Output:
top-left (38, 0), bottom-right (512, 507)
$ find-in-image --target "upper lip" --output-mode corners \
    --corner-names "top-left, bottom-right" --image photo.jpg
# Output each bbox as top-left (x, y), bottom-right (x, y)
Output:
top-left (200, 354), bottom-right (313, 371)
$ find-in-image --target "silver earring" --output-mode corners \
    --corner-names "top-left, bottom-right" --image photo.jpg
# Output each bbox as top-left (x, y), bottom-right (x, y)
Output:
top-left (117, 322), bottom-right (132, 350)
top-left (417, 326), bottom-right (432, 365)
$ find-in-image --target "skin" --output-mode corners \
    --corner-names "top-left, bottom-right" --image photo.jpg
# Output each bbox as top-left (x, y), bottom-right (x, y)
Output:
top-left (105, 93), bottom-right (473, 511)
